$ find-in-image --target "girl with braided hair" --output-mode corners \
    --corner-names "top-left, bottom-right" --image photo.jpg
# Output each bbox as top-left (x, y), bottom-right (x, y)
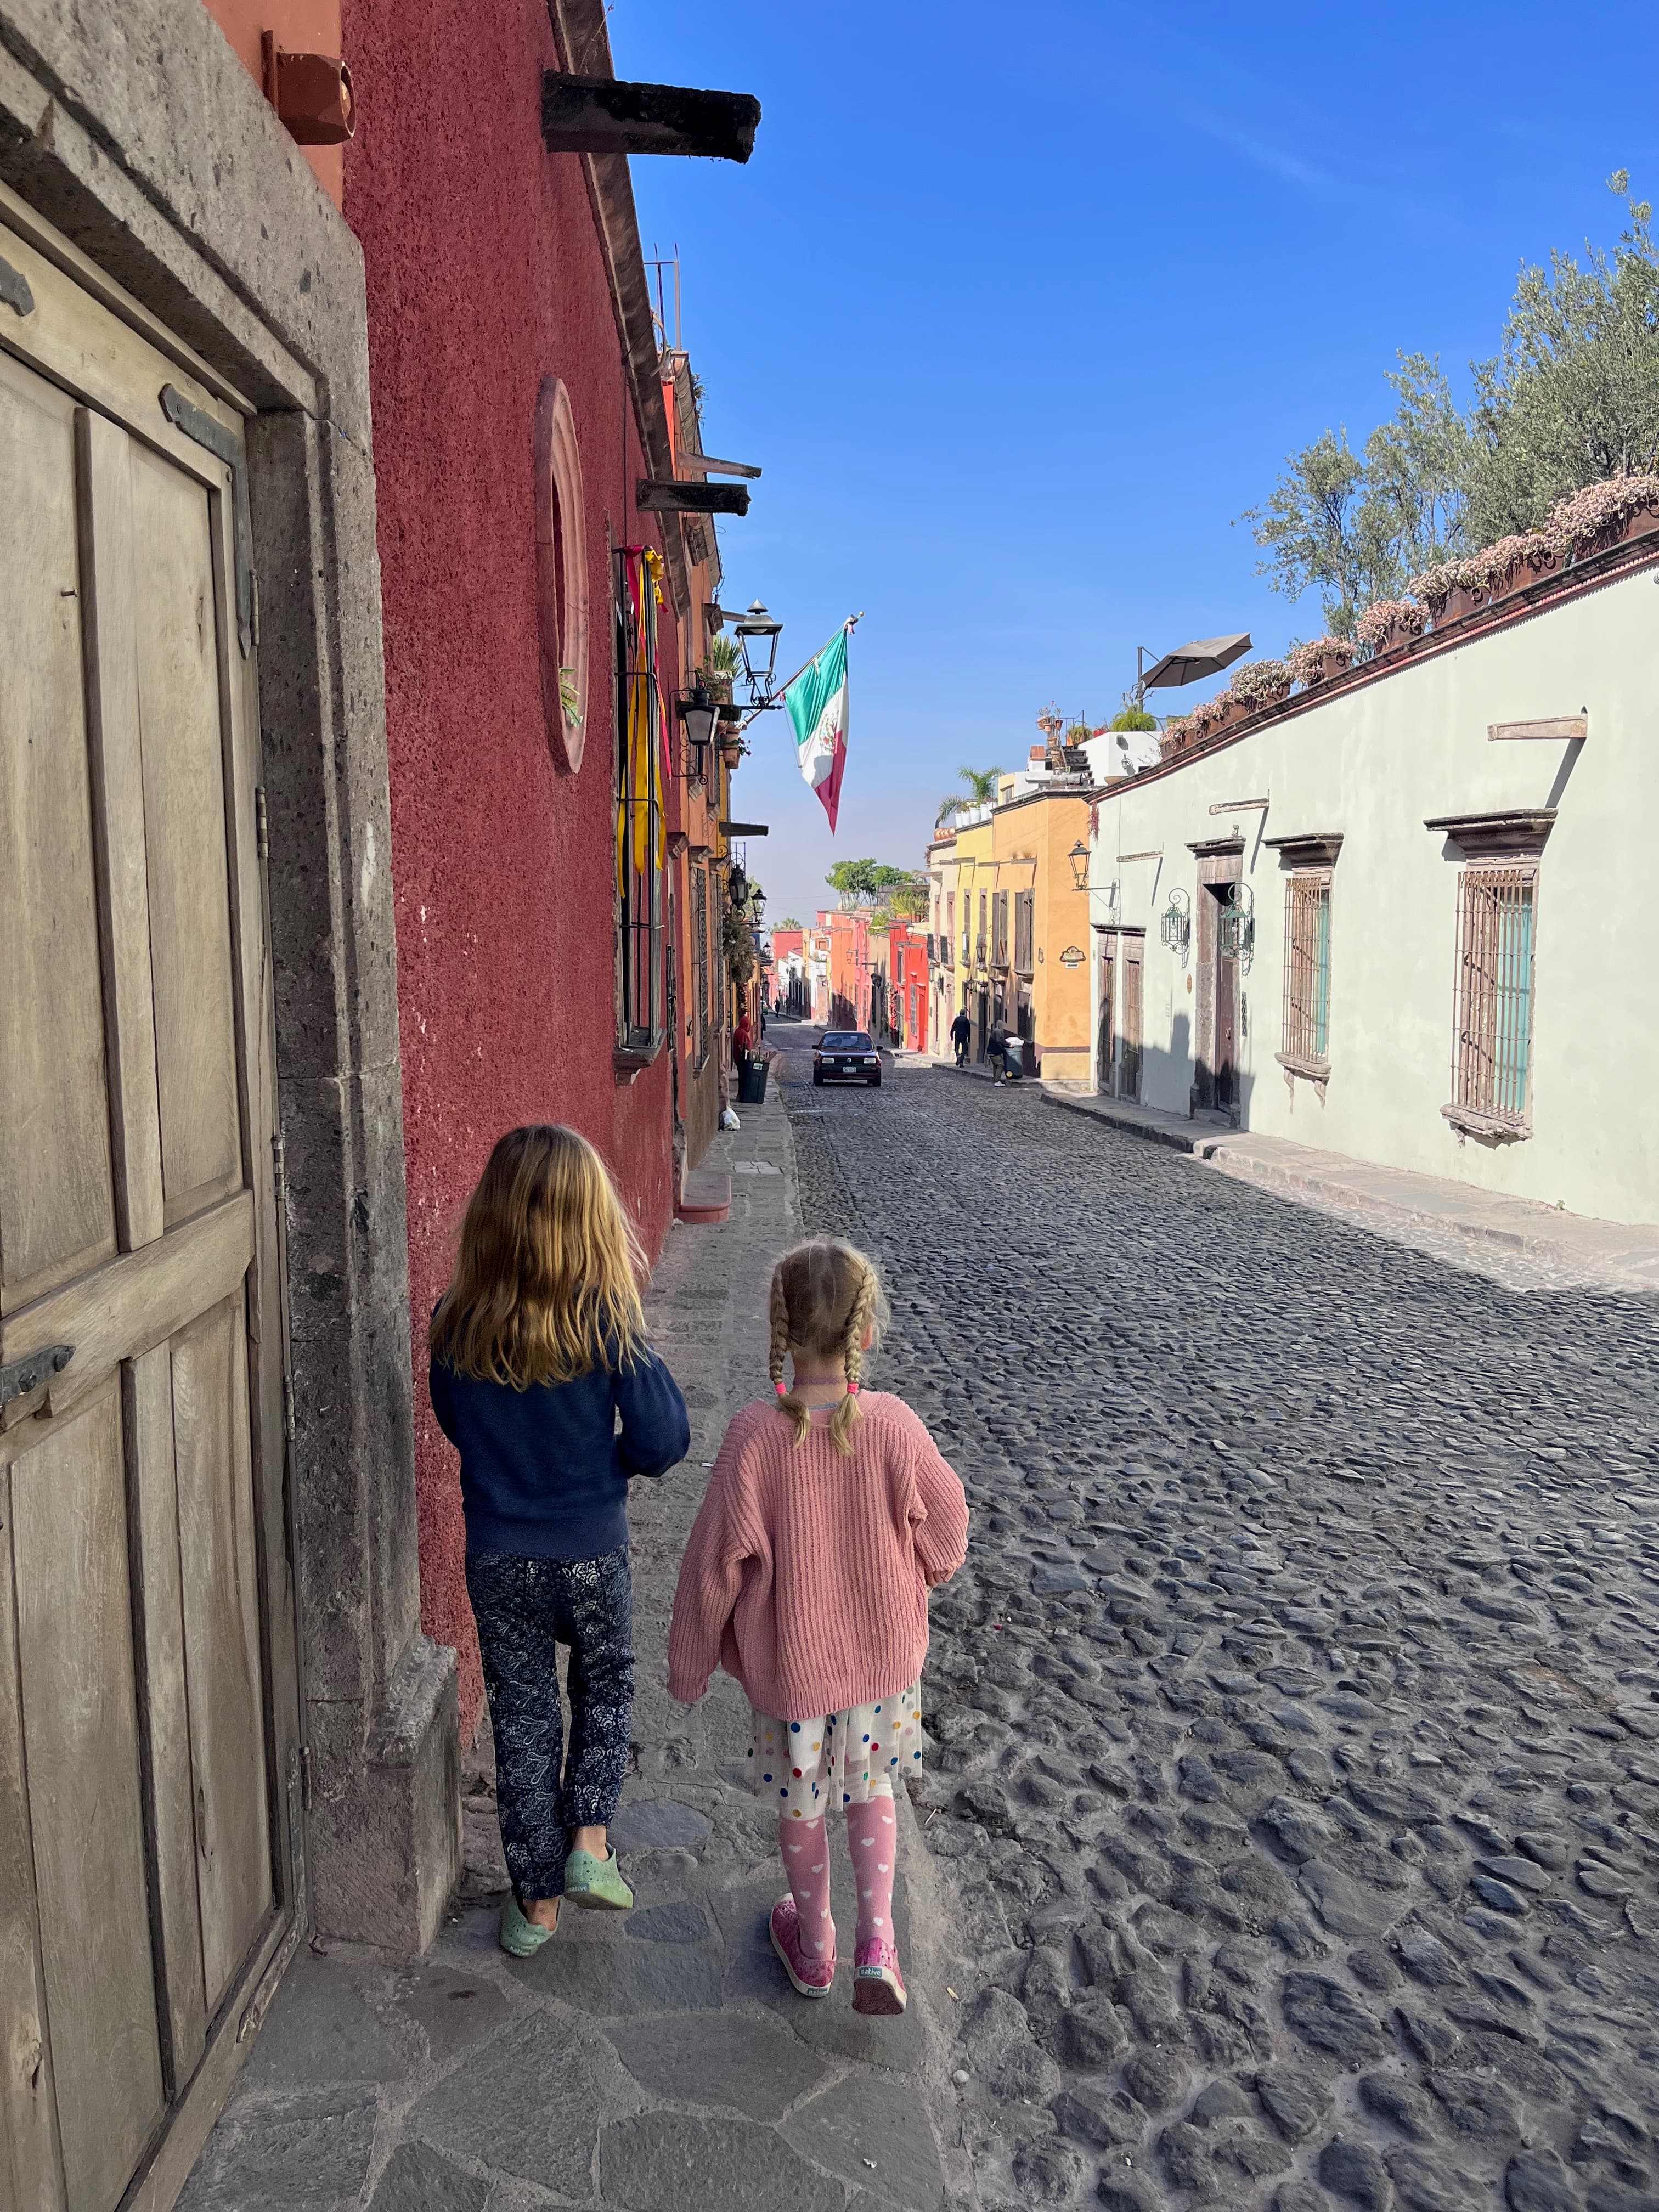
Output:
top-left (667, 1239), bottom-right (968, 2015)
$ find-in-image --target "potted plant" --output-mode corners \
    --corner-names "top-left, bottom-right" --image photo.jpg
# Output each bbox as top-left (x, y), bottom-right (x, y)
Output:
top-left (1466, 531), bottom-right (1556, 602)
top-left (1354, 596), bottom-right (1425, 657)
top-left (1286, 637), bottom-right (1352, 688)
top-left (1548, 472), bottom-right (1659, 562)
top-left (1226, 657), bottom-right (1293, 713)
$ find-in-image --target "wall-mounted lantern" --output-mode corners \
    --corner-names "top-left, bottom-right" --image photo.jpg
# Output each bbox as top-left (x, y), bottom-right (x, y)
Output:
top-left (262, 34), bottom-right (356, 143)
top-left (1218, 882), bottom-right (1255, 964)
top-left (1160, 887), bottom-right (1192, 956)
top-left (675, 680), bottom-right (716, 777)
top-left (733, 601), bottom-right (782, 699)
top-left (1068, 839), bottom-right (1090, 890)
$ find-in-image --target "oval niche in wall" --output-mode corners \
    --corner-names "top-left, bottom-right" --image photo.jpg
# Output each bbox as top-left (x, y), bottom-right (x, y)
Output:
top-left (534, 375), bottom-right (589, 774)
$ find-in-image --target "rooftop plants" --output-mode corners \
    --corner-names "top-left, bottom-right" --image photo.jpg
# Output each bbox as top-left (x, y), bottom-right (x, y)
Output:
top-left (936, 764), bottom-right (1005, 823)
top-left (1225, 657), bottom-right (1293, 706)
top-left (1285, 637), bottom-right (1352, 686)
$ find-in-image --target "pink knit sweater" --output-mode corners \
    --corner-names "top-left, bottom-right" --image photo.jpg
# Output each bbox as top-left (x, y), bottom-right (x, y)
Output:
top-left (667, 1392), bottom-right (969, 1721)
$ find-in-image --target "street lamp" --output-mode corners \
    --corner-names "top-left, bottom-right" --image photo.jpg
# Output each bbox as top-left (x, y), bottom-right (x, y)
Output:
top-left (750, 888), bottom-right (766, 923)
top-left (1068, 840), bottom-right (1090, 890)
top-left (733, 600), bottom-right (782, 698)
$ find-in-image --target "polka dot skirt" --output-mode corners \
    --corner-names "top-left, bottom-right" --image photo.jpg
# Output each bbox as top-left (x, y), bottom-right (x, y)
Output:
top-left (748, 1685), bottom-right (923, 1818)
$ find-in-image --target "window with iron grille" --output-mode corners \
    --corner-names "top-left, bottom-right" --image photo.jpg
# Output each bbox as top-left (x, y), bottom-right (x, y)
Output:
top-left (945, 893), bottom-right (955, 966)
top-left (1452, 865), bottom-right (1535, 1126)
top-left (691, 864), bottom-right (709, 1066)
top-left (1280, 873), bottom-right (1331, 1070)
top-left (991, 890), bottom-right (1009, 968)
top-left (976, 890), bottom-right (987, 965)
top-left (614, 548), bottom-right (664, 1047)
top-left (1014, 889), bottom-right (1035, 976)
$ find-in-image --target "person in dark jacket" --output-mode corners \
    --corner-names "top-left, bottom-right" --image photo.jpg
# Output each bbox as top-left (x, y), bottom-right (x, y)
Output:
top-left (430, 1125), bottom-right (690, 1955)
top-left (949, 1007), bottom-right (971, 1069)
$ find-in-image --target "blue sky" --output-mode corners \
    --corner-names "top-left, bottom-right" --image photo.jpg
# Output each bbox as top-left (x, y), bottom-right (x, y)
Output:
top-left (617, 1), bottom-right (1659, 927)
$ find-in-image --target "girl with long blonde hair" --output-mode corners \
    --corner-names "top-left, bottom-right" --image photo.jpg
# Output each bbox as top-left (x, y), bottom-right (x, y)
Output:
top-left (430, 1126), bottom-right (689, 1955)
top-left (667, 1239), bottom-right (968, 2015)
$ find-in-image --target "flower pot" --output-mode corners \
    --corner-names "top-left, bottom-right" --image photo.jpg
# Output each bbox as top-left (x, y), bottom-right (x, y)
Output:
top-left (1620, 503), bottom-right (1659, 548)
top-left (1316, 649), bottom-right (1352, 681)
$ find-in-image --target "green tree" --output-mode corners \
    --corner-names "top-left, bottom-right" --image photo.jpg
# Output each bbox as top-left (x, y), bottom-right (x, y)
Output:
top-left (776, 914), bottom-right (803, 929)
top-left (1464, 174), bottom-right (1659, 541)
top-left (1110, 705), bottom-right (1159, 732)
top-left (1239, 358), bottom-right (1469, 635)
top-left (824, 857), bottom-right (884, 905)
top-left (935, 765), bottom-right (1004, 823)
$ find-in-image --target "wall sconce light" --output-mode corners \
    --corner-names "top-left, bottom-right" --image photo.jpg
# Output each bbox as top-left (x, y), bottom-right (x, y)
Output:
top-left (1160, 887), bottom-right (1192, 956)
top-left (676, 680), bottom-right (716, 776)
top-left (1068, 839), bottom-right (1090, 891)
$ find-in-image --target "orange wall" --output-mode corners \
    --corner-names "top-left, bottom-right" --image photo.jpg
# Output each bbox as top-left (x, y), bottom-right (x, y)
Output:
top-left (199, 0), bottom-right (346, 205)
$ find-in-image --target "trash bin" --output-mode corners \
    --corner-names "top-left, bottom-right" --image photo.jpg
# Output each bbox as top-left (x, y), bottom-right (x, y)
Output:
top-left (737, 1056), bottom-right (769, 1106)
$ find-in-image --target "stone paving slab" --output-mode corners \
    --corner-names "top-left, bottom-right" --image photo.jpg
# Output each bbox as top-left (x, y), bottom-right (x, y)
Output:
top-left (180, 1088), bottom-right (964, 2211)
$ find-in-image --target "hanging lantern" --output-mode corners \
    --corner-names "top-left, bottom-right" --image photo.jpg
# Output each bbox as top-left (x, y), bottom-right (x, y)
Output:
top-left (1160, 887), bottom-right (1192, 955)
top-left (1218, 882), bottom-right (1255, 963)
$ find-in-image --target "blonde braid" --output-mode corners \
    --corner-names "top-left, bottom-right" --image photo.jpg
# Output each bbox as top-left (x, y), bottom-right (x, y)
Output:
top-left (829, 1263), bottom-right (878, 1457)
top-left (769, 1263), bottom-right (811, 1447)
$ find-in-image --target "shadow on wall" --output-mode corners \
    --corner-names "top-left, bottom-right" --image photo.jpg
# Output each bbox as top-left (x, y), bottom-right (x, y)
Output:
top-left (1142, 1009), bottom-right (1193, 1117)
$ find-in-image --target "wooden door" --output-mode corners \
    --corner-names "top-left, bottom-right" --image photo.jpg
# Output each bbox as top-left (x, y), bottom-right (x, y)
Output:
top-left (0, 216), bottom-right (294, 2212)
top-left (1120, 937), bottom-right (1143, 1102)
top-left (1097, 940), bottom-right (1116, 1094)
top-left (1214, 888), bottom-right (1239, 1109)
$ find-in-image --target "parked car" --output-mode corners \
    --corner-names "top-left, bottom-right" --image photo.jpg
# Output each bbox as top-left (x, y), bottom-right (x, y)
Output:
top-left (813, 1031), bottom-right (882, 1087)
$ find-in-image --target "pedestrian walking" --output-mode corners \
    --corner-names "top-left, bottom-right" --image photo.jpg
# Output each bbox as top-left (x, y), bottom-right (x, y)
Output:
top-left (430, 1125), bottom-right (691, 1957)
top-left (949, 1007), bottom-right (971, 1069)
top-left (667, 1239), bottom-right (968, 2016)
top-left (986, 1014), bottom-right (1009, 1081)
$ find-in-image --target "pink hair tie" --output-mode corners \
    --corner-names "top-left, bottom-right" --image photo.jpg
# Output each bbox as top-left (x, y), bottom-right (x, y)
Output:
top-left (774, 1380), bottom-right (788, 1397)
top-left (847, 1383), bottom-right (860, 1397)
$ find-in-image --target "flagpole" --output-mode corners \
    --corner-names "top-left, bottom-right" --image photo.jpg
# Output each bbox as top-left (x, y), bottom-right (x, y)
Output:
top-left (735, 612), bottom-right (863, 734)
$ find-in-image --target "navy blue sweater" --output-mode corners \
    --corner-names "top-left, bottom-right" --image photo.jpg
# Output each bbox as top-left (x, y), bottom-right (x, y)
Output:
top-left (430, 1339), bottom-right (691, 1561)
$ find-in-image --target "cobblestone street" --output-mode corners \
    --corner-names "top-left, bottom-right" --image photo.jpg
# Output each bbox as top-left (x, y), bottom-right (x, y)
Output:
top-left (776, 1027), bottom-right (1659, 2212)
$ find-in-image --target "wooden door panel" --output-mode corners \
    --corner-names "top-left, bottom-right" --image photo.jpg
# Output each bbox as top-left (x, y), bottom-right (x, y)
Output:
top-left (129, 443), bottom-right (244, 1229)
top-left (1122, 941), bottom-right (1143, 1103)
top-left (11, 1388), bottom-right (164, 2212)
top-left (77, 409), bottom-right (165, 1254)
top-left (126, 1344), bottom-right (208, 2092)
top-left (171, 1298), bottom-right (271, 2011)
top-left (0, 353), bottom-right (116, 1314)
top-left (0, 1460), bottom-right (66, 2212)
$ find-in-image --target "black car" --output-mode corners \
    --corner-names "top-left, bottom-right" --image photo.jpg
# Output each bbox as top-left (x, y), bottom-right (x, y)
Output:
top-left (813, 1031), bottom-right (882, 1087)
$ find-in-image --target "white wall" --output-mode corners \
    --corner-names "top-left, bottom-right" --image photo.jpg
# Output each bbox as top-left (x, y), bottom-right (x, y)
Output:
top-left (1090, 561), bottom-right (1658, 1225)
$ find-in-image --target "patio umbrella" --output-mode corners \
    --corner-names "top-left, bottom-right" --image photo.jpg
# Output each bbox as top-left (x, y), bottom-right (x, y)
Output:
top-left (1139, 633), bottom-right (1252, 692)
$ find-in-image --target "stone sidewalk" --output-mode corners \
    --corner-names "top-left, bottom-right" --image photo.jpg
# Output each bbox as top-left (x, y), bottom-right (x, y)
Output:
top-left (179, 1091), bottom-right (967, 2212)
top-left (1039, 1081), bottom-right (1659, 1294)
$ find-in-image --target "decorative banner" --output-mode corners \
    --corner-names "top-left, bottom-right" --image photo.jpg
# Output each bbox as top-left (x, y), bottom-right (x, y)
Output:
top-left (783, 625), bottom-right (850, 833)
top-left (617, 546), bottom-right (666, 893)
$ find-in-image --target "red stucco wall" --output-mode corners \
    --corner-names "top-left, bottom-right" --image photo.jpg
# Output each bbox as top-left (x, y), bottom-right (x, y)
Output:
top-left (341, 0), bottom-right (678, 1726)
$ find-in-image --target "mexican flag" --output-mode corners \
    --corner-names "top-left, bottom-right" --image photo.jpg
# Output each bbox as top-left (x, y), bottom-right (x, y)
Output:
top-left (784, 627), bottom-right (850, 833)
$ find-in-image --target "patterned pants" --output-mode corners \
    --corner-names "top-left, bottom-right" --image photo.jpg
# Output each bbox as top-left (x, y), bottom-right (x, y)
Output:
top-left (466, 1547), bottom-right (634, 1900)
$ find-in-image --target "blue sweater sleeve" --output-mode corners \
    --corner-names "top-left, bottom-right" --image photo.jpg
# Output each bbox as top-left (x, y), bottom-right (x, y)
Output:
top-left (615, 1345), bottom-right (691, 1479)
top-left (429, 1352), bottom-right (456, 1443)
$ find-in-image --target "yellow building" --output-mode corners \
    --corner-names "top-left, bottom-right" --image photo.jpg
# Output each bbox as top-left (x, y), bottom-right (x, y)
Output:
top-left (929, 809), bottom-right (996, 1056)
top-left (989, 782), bottom-right (1092, 1077)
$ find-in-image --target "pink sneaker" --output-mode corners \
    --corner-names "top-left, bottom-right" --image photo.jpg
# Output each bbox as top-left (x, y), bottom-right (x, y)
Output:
top-left (853, 1937), bottom-right (907, 2015)
top-left (770, 1898), bottom-right (836, 1998)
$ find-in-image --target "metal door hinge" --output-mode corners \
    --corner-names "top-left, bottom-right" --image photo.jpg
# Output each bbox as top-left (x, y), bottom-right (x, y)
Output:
top-left (282, 1375), bottom-right (295, 1442)
top-left (300, 1743), bottom-right (314, 1813)
top-left (0, 1344), bottom-right (75, 1412)
top-left (255, 786), bottom-right (269, 860)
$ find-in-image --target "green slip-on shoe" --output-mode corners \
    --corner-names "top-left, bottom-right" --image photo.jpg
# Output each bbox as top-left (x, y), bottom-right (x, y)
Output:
top-left (563, 1846), bottom-right (633, 1911)
top-left (499, 1894), bottom-right (558, 1956)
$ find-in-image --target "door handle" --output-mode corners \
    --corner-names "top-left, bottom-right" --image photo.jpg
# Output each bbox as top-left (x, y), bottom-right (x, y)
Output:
top-left (0, 1344), bottom-right (75, 1413)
